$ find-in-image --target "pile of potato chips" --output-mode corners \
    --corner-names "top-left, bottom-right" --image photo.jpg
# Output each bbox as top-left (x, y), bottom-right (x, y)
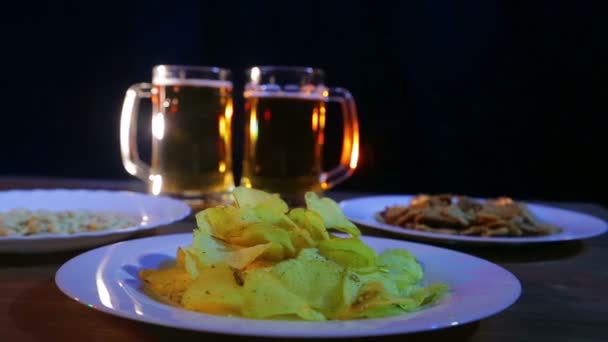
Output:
top-left (140, 187), bottom-right (446, 320)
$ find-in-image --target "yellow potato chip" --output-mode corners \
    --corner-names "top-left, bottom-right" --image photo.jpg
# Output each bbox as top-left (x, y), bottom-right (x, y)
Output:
top-left (317, 237), bottom-right (376, 269)
top-left (288, 208), bottom-right (330, 241)
top-left (184, 225), bottom-right (271, 273)
top-left (139, 266), bottom-right (191, 305)
top-left (270, 249), bottom-right (343, 316)
top-left (242, 269), bottom-right (325, 320)
top-left (181, 263), bottom-right (245, 315)
top-left (305, 192), bottom-right (361, 236)
top-left (232, 186), bottom-right (289, 213)
top-left (227, 222), bottom-right (296, 260)
top-left (139, 188), bottom-right (448, 321)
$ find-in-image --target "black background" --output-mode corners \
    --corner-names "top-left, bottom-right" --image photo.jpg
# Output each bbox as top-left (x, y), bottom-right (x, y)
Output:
top-left (3, 0), bottom-right (606, 205)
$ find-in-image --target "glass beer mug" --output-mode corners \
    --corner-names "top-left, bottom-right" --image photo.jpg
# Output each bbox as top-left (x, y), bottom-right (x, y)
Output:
top-left (120, 65), bottom-right (234, 205)
top-left (241, 66), bottom-right (359, 202)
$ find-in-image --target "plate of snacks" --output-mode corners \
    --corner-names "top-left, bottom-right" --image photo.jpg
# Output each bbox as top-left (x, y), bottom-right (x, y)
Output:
top-left (56, 188), bottom-right (520, 337)
top-left (0, 189), bottom-right (190, 253)
top-left (340, 194), bottom-right (607, 245)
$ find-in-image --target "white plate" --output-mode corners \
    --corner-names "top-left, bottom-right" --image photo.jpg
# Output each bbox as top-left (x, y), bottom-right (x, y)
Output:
top-left (0, 189), bottom-right (190, 253)
top-left (55, 233), bottom-right (520, 338)
top-left (340, 195), bottom-right (608, 245)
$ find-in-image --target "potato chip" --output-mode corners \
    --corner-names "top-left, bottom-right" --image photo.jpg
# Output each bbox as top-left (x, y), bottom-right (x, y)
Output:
top-left (378, 249), bottom-right (423, 286)
top-left (176, 247), bottom-right (186, 267)
top-left (181, 263), bottom-right (245, 315)
top-left (252, 206), bottom-right (298, 229)
top-left (335, 280), bottom-right (446, 319)
top-left (140, 188), bottom-right (448, 321)
top-left (228, 222), bottom-right (296, 260)
top-left (305, 192), bottom-right (361, 236)
top-left (335, 282), bottom-right (407, 319)
top-left (242, 269), bottom-right (326, 320)
top-left (184, 225), bottom-right (271, 273)
top-left (270, 249), bottom-right (343, 316)
top-left (232, 187), bottom-right (288, 213)
top-left (139, 266), bottom-right (191, 305)
top-left (287, 228), bottom-right (316, 250)
top-left (288, 208), bottom-right (330, 241)
top-left (196, 206), bottom-right (257, 240)
top-left (251, 205), bottom-right (317, 250)
top-left (317, 237), bottom-right (376, 270)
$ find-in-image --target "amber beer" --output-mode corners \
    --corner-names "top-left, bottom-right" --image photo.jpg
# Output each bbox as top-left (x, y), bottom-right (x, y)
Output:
top-left (242, 91), bottom-right (327, 196)
top-left (151, 79), bottom-right (234, 196)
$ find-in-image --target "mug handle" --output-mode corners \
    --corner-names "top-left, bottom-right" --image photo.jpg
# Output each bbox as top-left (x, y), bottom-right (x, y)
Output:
top-left (120, 83), bottom-right (152, 182)
top-left (320, 87), bottom-right (360, 190)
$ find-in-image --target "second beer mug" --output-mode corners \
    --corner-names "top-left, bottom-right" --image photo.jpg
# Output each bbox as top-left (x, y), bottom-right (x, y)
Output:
top-left (120, 65), bottom-right (234, 205)
top-left (241, 66), bottom-right (360, 202)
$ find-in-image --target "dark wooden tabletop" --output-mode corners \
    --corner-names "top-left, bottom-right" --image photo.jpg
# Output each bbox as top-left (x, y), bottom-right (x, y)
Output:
top-left (1, 176), bottom-right (607, 342)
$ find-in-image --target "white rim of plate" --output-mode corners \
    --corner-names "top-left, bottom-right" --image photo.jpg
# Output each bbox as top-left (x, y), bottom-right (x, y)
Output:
top-left (55, 233), bottom-right (522, 338)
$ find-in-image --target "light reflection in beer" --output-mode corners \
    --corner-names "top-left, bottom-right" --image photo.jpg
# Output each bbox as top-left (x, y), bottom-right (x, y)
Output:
top-left (218, 116), bottom-right (226, 139)
top-left (319, 104), bottom-right (326, 145)
top-left (223, 100), bottom-right (233, 151)
top-left (249, 106), bottom-right (259, 147)
top-left (319, 105), bottom-right (326, 129)
top-left (218, 161), bottom-right (227, 173)
top-left (150, 87), bottom-right (159, 103)
top-left (350, 129), bottom-right (360, 169)
top-left (170, 98), bottom-right (179, 113)
top-left (225, 100), bottom-right (233, 120)
top-left (152, 112), bottom-right (165, 140)
top-left (311, 108), bottom-right (319, 131)
top-left (241, 177), bottom-right (252, 188)
top-left (341, 135), bottom-right (352, 166)
top-left (350, 107), bottom-right (360, 169)
top-left (149, 174), bottom-right (163, 195)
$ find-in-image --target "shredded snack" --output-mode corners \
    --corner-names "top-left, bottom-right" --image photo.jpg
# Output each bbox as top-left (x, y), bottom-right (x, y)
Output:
top-left (379, 194), bottom-right (560, 237)
top-left (0, 209), bottom-right (139, 236)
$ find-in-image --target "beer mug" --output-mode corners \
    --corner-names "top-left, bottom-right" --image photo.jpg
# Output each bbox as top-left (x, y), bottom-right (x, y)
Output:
top-left (120, 65), bottom-right (234, 204)
top-left (241, 66), bottom-right (359, 202)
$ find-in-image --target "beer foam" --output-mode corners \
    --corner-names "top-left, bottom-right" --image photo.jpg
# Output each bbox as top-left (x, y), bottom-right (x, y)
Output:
top-left (244, 90), bottom-right (327, 100)
top-left (153, 78), bottom-right (233, 88)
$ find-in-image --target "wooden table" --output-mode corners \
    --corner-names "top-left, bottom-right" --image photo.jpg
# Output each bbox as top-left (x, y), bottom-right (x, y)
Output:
top-left (1, 177), bottom-right (607, 342)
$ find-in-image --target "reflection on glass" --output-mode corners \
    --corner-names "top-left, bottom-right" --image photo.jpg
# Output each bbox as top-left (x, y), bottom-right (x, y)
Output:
top-left (149, 174), bottom-right (163, 195)
top-left (120, 88), bottom-right (139, 176)
top-left (152, 112), bottom-right (165, 140)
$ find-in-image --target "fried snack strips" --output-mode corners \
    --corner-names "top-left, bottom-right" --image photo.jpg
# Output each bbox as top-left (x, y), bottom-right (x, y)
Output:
top-left (140, 187), bottom-right (447, 320)
top-left (379, 195), bottom-right (560, 237)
